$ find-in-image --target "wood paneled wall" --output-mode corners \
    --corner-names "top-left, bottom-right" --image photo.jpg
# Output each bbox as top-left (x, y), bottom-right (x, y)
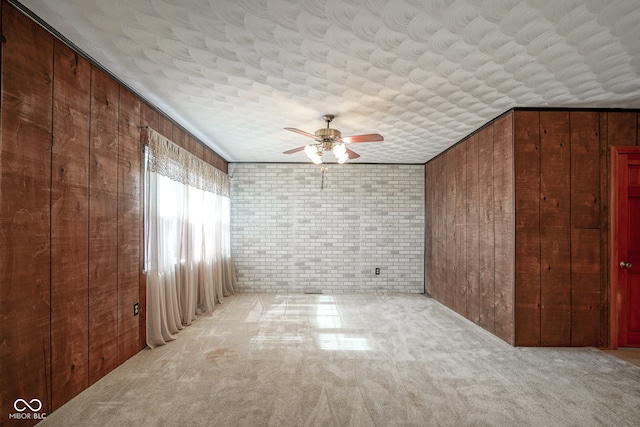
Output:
top-left (425, 113), bottom-right (514, 344)
top-left (426, 108), bottom-right (640, 347)
top-left (514, 110), bottom-right (639, 346)
top-left (0, 2), bottom-right (53, 416)
top-left (0, 2), bottom-right (228, 422)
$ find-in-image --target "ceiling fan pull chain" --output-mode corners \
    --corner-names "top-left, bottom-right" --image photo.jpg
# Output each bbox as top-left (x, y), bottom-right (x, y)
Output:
top-left (320, 166), bottom-right (328, 190)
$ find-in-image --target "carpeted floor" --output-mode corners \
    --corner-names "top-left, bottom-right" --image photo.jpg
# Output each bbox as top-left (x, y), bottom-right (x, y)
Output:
top-left (603, 348), bottom-right (640, 368)
top-left (41, 293), bottom-right (640, 426)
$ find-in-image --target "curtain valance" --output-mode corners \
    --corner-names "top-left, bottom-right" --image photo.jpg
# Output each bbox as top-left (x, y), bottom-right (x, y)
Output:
top-left (144, 127), bottom-right (230, 197)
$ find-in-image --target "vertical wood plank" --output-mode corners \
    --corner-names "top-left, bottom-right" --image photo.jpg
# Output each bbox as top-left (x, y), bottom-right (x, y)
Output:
top-left (427, 158), bottom-right (436, 299)
top-left (540, 229), bottom-right (571, 346)
top-left (159, 114), bottom-right (173, 140)
top-left (493, 113), bottom-right (514, 344)
top-left (430, 157), bottom-right (438, 300)
top-left (433, 158), bottom-right (440, 299)
top-left (0, 0), bottom-right (2, 94)
top-left (427, 158), bottom-right (437, 299)
top-left (185, 132), bottom-right (196, 153)
top-left (477, 125), bottom-right (495, 332)
top-left (436, 155), bottom-right (447, 302)
top-left (0, 3), bottom-right (53, 415)
top-left (515, 229), bottom-right (541, 346)
top-left (89, 68), bottom-right (119, 385)
top-left (445, 149), bottom-right (456, 310)
top-left (599, 112), bottom-right (609, 347)
top-left (466, 134), bottom-right (480, 325)
top-left (215, 153), bottom-right (228, 173)
top-left (117, 86), bottom-right (141, 363)
top-left (455, 142), bottom-right (467, 317)
top-left (203, 147), bottom-right (214, 167)
top-left (432, 157), bottom-right (441, 300)
top-left (192, 136), bottom-right (205, 159)
top-left (429, 159), bottom-right (436, 296)
top-left (141, 102), bottom-right (159, 129)
top-left (570, 111), bottom-right (601, 347)
top-left (539, 111), bottom-right (571, 346)
top-left (540, 111), bottom-right (571, 228)
top-left (571, 228), bottom-right (601, 346)
top-left (51, 39), bottom-right (90, 410)
top-left (571, 112), bottom-right (600, 229)
top-left (607, 111), bottom-right (638, 147)
top-left (514, 111), bottom-right (540, 228)
top-left (514, 109), bottom-right (541, 346)
top-left (173, 127), bottom-right (188, 150)
top-left (425, 162), bottom-right (436, 296)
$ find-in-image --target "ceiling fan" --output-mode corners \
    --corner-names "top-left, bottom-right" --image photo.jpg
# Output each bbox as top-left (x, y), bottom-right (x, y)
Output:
top-left (283, 114), bottom-right (384, 164)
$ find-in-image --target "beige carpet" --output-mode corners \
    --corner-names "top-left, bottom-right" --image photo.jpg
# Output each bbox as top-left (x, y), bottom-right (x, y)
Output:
top-left (41, 293), bottom-right (640, 426)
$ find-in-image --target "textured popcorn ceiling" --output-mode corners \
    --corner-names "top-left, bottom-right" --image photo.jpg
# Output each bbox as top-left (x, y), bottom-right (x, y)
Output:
top-left (16, 0), bottom-right (640, 164)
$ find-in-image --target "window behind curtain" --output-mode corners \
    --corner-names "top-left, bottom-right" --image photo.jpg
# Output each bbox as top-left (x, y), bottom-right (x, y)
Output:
top-left (142, 128), bottom-right (236, 349)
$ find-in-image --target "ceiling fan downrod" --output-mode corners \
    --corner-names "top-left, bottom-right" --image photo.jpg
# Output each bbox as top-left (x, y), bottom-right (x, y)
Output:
top-left (315, 114), bottom-right (341, 141)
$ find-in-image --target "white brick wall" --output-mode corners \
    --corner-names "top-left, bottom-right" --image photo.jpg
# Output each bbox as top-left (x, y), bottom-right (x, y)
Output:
top-left (230, 163), bottom-right (424, 294)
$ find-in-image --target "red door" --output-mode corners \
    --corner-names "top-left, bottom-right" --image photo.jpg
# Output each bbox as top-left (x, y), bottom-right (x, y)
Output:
top-left (612, 148), bottom-right (640, 347)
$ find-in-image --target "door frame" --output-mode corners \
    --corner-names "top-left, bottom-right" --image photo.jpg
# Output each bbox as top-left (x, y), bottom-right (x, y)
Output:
top-left (609, 146), bottom-right (640, 349)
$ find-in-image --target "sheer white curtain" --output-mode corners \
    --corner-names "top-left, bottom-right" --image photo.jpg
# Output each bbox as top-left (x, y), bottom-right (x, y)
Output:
top-left (144, 127), bottom-right (237, 348)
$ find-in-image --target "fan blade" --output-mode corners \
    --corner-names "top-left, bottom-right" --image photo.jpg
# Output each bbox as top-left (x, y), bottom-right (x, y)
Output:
top-left (341, 133), bottom-right (384, 144)
top-left (283, 146), bottom-right (306, 154)
top-left (346, 148), bottom-right (360, 159)
top-left (284, 127), bottom-right (318, 140)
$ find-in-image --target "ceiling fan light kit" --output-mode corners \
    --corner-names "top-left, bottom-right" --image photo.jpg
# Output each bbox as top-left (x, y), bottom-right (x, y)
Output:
top-left (304, 144), bottom-right (323, 164)
top-left (284, 114), bottom-right (383, 165)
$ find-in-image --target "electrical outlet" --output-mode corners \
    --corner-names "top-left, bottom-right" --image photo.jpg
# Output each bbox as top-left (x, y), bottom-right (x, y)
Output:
top-left (133, 302), bottom-right (139, 316)
top-left (375, 268), bottom-right (380, 275)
